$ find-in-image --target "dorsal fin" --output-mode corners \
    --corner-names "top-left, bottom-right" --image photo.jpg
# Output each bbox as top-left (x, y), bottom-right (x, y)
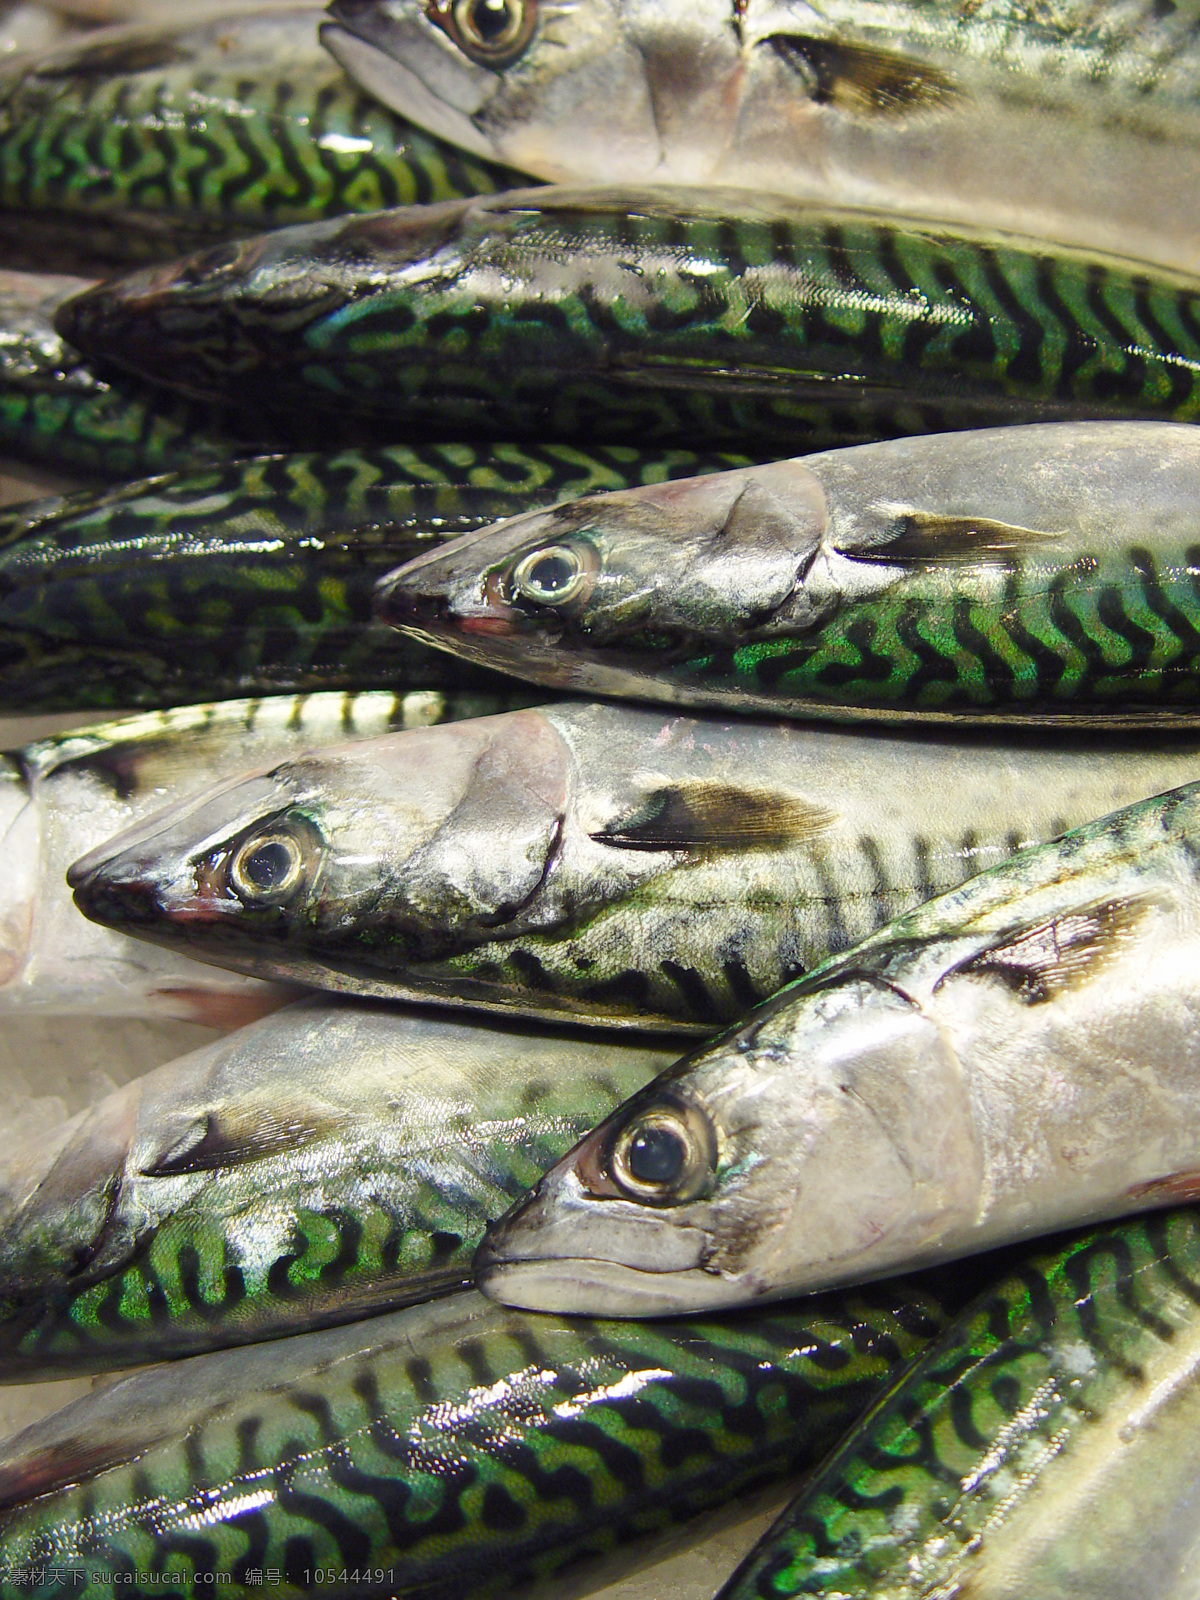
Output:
top-left (592, 782), bottom-right (836, 852)
top-left (940, 897), bottom-right (1150, 1005)
top-left (771, 35), bottom-right (960, 116)
top-left (849, 511), bottom-right (1063, 566)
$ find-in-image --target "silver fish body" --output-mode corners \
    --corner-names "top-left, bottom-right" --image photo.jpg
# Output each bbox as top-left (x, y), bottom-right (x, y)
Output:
top-left (0, 999), bottom-right (668, 1374)
top-left (64, 699), bottom-right (1200, 1030)
top-left (0, 1273), bottom-right (965, 1600)
top-left (322, 0), bottom-right (1200, 277)
top-left (380, 422), bottom-right (1200, 727)
top-left (477, 779), bottom-right (1200, 1316)
top-left (1, 689), bottom-right (519, 1023)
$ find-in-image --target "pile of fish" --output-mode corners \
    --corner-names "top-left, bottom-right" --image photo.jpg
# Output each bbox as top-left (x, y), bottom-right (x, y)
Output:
top-left (0, 1), bottom-right (1198, 1597)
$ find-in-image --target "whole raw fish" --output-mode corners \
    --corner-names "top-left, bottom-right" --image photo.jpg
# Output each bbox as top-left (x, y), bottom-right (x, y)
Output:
top-left (0, 1275), bottom-right (971, 1599)
top-left (1, 690), bottom-right (522, 1023)
top-left (476, 778), bottom-right (1200, 1315)
top-left (0, 4), bottom-right (528, 273)
top-left (321, 0), bottom-right (1200, 279)
top-left (0, 1000), bottom-right (670, 1376)
top-left (719, 1205), bottom-right (1200, 1600)
top-left (381, 422), bottom-right (1200, 726)
top-left (0, 439), bottom-right (746, 711)
top-left (53, 190), bottom-right (1200, 451)
top-left (64, 699), bottom-right (1200, 1029)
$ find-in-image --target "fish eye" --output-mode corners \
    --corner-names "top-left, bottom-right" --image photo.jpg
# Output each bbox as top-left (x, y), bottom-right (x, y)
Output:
top-left (230, 830), bottom-right (306, 903)
top-left (511, 543), bottom-right (594, 608)
top-left (426, 0), bottom-right (536, 65)
top-left (607, 1097), bottom-right (717, 1206)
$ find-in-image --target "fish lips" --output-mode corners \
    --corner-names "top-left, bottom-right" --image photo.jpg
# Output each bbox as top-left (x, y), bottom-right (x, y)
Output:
top-left (321, 11), bottom-right (504, 163)
top-left (473, 1167), bottom-right (742, 1318)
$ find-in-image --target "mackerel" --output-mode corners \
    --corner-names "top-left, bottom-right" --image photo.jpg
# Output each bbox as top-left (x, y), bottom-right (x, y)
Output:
top-left (0, 1277), bottom-right (968, 1599)
top-left (64, 699), bottom-right (1200, 1029)
top-left (0, 440), bottom-right (750, 712)
top-left (0, 1000), bottom-right (670, 1376)
top-left (382, 422), bottom-right (1200, 726)
top-left (53, 190), bottom-right (1200, 451)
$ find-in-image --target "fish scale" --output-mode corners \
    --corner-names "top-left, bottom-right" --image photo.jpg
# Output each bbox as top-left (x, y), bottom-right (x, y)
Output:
top-left (54, 191), bottom-right (1200, 451)
top-left (716, 1206), bottom-right (1200, 1599)
top-left (0, 5), bottom-right (529, 271)
top-left (0, 1275), bottom-right (974, 1600)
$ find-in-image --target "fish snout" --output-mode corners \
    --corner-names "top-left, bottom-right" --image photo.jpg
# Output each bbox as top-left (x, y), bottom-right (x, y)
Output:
top-left (376, 547), bottom-right (523, 641)
top-left (68, 847), bottom-right (172, 931)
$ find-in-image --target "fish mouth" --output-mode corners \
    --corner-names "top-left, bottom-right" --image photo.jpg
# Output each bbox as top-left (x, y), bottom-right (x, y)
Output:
top-left (376, 564), bottom-right (523, 640)
top-left (474, 1243), bottom-right (742, 1318)
top-left (320, 14), bottom-right (504, 164)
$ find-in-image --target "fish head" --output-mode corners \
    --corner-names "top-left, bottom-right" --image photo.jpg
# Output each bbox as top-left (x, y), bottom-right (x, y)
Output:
top-left (476, 967), bottom-right (981, 1315)
top-left (52, 204), bottom-right (469, 396)
top-left (378, 462), bottom-right (828, 692)
top-left (66, 711), bottom-right (573, 983)
top-left (321, 0), bottom-right (741, 182)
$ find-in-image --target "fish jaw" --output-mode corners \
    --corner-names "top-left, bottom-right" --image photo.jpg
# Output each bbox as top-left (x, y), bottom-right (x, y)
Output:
top-left (51, 206), bottom-right (465, 399)
top-left (320, 18), bottom-right (506, 163)
top-left (67, 712), bottom-right (576, 986)
top-left (67, 770), bottom-right (294, 935)
top-left (377, 516), bottom-right (585, 689)
top-left (320, 0), bottom-right (674, 183)
top-left (377, 460), bottom-right (828, 690)
top-left (474, 1163), bottom-right (735, 1317)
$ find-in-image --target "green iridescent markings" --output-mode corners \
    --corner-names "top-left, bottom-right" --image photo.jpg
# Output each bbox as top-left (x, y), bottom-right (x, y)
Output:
top-left (701, 539), bottom-right (1200, 716)
top-left (718, 1206), bottom-right (1200, 1599)
top-left (0, 7), bottom-right (529, 270)
top-left (0, 1273), bottom-right (980, 1600)
top-left (0, 441), bottom-right (749, 711)
top-left (56, 193), bottom-right (1200, 451)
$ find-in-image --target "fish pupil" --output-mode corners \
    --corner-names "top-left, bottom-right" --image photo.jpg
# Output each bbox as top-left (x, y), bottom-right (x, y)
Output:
top-left (627, 1124), bottom-right (685, 1185)
top-left (243, 840), bottom-right (293, 890)
top-left (528, 553), bottom-right (576, 594)
top-left (472, 0), bottom-right (515, 40)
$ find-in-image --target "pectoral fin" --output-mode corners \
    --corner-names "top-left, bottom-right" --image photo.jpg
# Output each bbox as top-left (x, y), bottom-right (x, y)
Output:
top-left (140, 1105), bottom-right (332, 1176)
top-left (849, 511), bottom-right (1063, 565)
top-left (940, 897), bottom-right (1150, 1006)
top-left (770, 35), bottom-right (960, 116)
top-left (592, 782), bottom-right (836, 852)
